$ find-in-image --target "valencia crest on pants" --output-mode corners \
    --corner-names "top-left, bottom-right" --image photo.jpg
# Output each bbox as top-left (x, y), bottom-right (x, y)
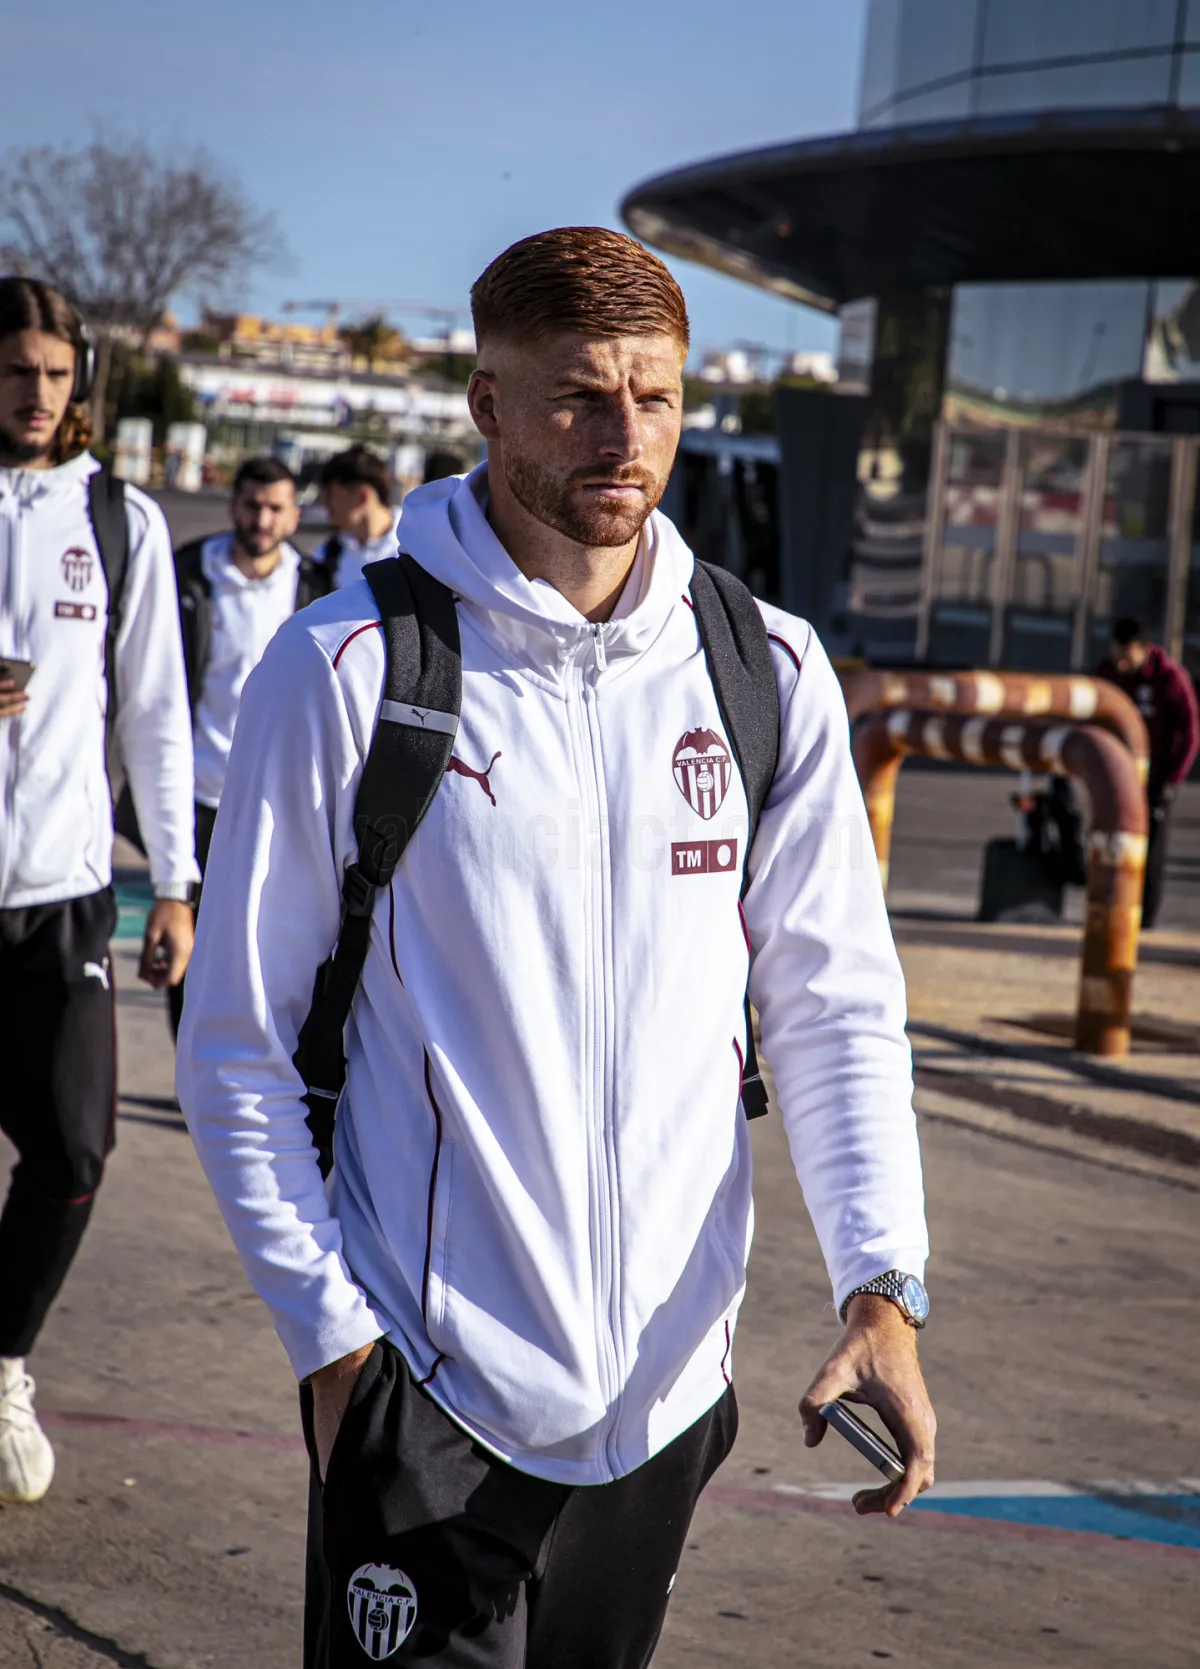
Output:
top-left (347, 1563), bottom-right (417, 1659)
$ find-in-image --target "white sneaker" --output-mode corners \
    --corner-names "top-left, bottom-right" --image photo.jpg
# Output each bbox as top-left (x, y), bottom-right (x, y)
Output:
top-left (0, 1357), bottom-right (55, 1503)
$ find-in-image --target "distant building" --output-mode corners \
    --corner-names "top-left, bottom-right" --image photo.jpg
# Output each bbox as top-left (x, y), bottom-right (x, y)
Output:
top-left (625, 0), bottom-right (1200, 681)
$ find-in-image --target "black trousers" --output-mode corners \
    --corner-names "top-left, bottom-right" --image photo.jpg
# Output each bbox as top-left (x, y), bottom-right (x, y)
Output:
top-left (167, 801), bottom-right (218, 1038)
top-left (301, 1342), bottom-right (737, 1668)
top-left (1142, 796), bottom-right (1172, 931)
top-left (0, 888), bottom-right (118, 1357)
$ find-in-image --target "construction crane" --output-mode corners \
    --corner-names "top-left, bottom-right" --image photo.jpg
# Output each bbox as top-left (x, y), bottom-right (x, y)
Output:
top-left (282, 298), bottom-right (470, 336)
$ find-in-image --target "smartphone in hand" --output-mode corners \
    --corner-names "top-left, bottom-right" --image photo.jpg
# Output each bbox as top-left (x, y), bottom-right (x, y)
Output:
top-left (0, 659), bottom-right (35, 691)
top-left (819, 1398), bottom-right (905, 1484)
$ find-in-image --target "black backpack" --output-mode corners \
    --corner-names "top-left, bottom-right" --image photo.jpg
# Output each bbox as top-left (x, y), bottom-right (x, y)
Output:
top-left (296, 554), bottom-right (782, 1174)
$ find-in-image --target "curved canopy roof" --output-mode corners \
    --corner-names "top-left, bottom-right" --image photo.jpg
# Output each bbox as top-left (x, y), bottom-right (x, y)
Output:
top-left (621, 105), bottom-right (1200, 313)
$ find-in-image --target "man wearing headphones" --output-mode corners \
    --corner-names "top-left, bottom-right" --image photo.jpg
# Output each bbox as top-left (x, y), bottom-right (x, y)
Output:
top-left (0, 277), bottom-right (198, 1503)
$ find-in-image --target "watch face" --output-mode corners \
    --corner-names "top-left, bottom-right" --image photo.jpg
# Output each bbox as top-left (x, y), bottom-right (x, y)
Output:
top-left (901, 1274), bottom-right (930, 1322)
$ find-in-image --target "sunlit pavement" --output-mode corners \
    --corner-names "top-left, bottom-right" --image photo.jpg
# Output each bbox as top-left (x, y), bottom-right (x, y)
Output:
top-left (1, 782), bottom-right (1198, 1666)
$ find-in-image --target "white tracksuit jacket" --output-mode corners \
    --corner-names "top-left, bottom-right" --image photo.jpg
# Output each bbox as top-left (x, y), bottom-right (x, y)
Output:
top-left (0, 452), bottom-right (198, 907)
top-left (178, 465), bottom-right (927, 1486)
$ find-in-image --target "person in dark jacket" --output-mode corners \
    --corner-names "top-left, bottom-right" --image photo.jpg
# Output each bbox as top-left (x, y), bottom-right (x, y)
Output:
top-left (1097, 617), bottom-right (1200, 929)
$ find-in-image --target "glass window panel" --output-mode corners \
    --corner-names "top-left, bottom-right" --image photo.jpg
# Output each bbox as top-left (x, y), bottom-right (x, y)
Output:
top-left (885, 81), bottom-right (975, 125)
top-left (974, 52), bottom-right (1175, 115)
top-left (1143, 280), bottom-right (1200, 382)
top-left (1185, 0), bottom-right (1200, 43)
top-left (1090, 438), bottom-right (1173, 659)
top-left (895, 0), bottom-right (980, 95)
top-left (1002, 435), bottom-right (1089, 671)
top-left (859, 0), bottom-right (902, 119)
top-left (932, 433), bottom-right (1005, 662)
top-left (982, 0), bottom-right (1178, 66)
top-left (945, 281), bottom-right (1149, 421)
top-left (1183, 541), bottom-right (1200, 683)
top-left (1174, 45), bottom-right (1200, 103)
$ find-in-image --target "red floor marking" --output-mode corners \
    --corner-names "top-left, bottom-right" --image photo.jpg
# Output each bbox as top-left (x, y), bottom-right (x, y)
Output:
top-left (702, 1484), bottom-right (1200, 1566)
top-left (41, 1409), bottom-right (305, 1454)
top-left (37, 1413), bottom-right (1200, 1569)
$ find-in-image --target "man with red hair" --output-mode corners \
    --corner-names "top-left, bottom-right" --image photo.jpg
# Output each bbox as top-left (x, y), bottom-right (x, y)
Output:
top-left (181, 229), bottom-right (933, 1667)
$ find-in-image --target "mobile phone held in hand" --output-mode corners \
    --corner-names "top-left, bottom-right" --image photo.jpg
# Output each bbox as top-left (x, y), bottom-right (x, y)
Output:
top-left (819, 1398), bottom-right (905, 1484)
top-left (0, 659), bottom-right (35, 691)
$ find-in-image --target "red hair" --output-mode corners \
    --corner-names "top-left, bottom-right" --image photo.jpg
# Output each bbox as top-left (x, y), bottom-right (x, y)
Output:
top-left (471, 227), bottom-right (689, 351)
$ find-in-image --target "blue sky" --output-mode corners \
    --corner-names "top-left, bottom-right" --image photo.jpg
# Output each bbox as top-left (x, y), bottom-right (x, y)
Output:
top-left (5, 0), bottom-right (867, 361)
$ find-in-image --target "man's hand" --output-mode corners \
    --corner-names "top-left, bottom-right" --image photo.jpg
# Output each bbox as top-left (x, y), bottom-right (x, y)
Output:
top-left (139, 899), bottom-right (194, 989)
top-left (799, 1293), bottom-right (936, 1518)
top-left (0, 676), bottom-right (29, 720)
top-left (309, 1343), bottom-right (379, 1482)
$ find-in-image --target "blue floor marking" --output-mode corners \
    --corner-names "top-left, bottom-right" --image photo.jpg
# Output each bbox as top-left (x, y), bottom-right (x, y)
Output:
top-left (909, 1493), bottom-right (1200, 1549)
top-left (115, 881), bottom-right (153, 942)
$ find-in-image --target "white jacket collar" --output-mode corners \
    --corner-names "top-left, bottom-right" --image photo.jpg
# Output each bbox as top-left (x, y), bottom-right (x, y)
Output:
top-left (0, 449), bottom-right (98, 508)
top-left (398, 464), bottom-right (693, 675)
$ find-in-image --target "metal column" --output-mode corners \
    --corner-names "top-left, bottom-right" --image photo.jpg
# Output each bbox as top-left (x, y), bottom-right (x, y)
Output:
top-left (914, 419), bottom-right (950, 663)
top-left (986, 428), bottom-right (1023, 668)
top-left (1071, 433), bottom-right (1111, 671)
top-left (1164, 435), bottom-right (1197, 662)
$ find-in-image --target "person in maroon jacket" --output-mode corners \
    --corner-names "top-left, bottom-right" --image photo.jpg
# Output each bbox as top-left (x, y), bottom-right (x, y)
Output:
top-left (1097, 618), bottom-right (1200, 929)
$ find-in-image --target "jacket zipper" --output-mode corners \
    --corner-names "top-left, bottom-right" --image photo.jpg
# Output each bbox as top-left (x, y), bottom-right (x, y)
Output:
top-left (579, 623), bottom-right (623, 1475)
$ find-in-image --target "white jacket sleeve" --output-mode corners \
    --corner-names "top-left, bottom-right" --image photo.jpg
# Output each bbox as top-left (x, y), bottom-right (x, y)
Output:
top-left (114, 491), bottom-right (200, 893)
top-left (176, 621), bottom-right (385, 1380)
top-left (743, 619), bottom-right (928, 1315)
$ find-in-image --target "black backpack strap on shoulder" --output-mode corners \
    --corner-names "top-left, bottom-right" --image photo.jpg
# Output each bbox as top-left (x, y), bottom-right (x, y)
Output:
top-left (323, 533), bottom-right (342, 585)
top-left (297, 553), bottom-right (461, 1171)
top-left (689, 560), bottom-right (780, 1119)
top-left (173, 536), bottom-right (214, 715)
top-left (87, 467), bottom-right (129, 745)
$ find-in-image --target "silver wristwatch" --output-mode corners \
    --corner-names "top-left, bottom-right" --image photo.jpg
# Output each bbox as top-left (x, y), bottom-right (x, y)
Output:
top-left (839, 1271), bottom-right (929, 1328)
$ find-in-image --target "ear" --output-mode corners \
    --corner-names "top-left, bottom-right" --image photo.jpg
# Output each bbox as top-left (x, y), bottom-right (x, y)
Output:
top-left (468, 368), bottom-right (500, 440)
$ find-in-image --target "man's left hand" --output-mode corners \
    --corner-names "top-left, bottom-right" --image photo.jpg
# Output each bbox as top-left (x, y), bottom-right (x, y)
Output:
top-left (139, 899), bottom-right (195, 989)
top-left (799, 1292), bottom-right (936, 1518)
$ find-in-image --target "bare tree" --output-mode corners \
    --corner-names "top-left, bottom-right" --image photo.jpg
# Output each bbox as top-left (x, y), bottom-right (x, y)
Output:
top-left (0, 132), bottom-right (287, 438)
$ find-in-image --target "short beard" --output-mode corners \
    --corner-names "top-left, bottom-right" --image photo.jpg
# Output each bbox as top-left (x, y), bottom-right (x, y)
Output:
top-left (502, 451), bottom-right (663, 548)
top-left (0, 423), bottom-right (54, 468)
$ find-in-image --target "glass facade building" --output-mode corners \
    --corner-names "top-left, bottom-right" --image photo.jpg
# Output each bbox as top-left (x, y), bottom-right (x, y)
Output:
top-left (624, 0), bottom-right (1200, 680)
top-left (838, 0), bottom-right (1200, 673)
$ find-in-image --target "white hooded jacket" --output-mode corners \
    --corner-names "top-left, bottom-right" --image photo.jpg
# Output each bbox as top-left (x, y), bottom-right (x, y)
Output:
top-left (0, 452), bottom-right (198, 906)
top-left (178, 466), bottom-right (927, 1486)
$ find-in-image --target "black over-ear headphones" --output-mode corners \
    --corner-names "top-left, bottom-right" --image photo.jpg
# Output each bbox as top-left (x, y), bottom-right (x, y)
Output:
top-left (72, 329), bottom-right (96, 405)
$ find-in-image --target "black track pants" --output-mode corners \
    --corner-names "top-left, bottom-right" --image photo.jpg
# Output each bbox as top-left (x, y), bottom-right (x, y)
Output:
top-left (0, 888), bottom-right (117, 1357)
top-left (301, 1342), bottom-right (737, 1668)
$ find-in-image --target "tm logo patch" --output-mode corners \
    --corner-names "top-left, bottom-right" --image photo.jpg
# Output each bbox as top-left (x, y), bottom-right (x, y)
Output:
top-left (671, 838), bottom-right (738, 876)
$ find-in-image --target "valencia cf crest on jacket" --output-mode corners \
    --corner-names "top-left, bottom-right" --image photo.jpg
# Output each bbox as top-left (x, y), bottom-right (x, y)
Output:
top-left (347, 1563), bottom-right (417, 1659)
top-left (60, 546), bottom-right (94, 591)
top-left (672, 728), bottom-right (731, 820)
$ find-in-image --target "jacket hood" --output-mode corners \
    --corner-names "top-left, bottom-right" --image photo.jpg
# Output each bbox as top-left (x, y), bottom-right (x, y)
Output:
top-left (396, 463), bottom-right (693, 672)
top-left (0, 449), bottom-right (97, 509)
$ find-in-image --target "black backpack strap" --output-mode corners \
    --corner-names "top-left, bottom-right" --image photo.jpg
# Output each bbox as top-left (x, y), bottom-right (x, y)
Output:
top-left (87, 467), bottom-right (129, 746)
top-left (689, 560), bottom-right (781, 1119)
top-left (296, 553), bottom-right (461, 1171)
top-left (173, 536), bottom-right (215, 715)
top-left (322, 533), bottom-right (343, 584)
top-left (296, 552), bottom-right (331, 610)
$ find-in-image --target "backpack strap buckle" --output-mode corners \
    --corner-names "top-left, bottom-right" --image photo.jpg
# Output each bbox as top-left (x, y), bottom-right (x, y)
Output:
top-left (341, 863), bottom-right (376, 918)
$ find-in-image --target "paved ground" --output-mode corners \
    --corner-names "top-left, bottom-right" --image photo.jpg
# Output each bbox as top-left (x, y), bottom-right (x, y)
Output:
top-left (2, 759), bottom-right (1198, 1663)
